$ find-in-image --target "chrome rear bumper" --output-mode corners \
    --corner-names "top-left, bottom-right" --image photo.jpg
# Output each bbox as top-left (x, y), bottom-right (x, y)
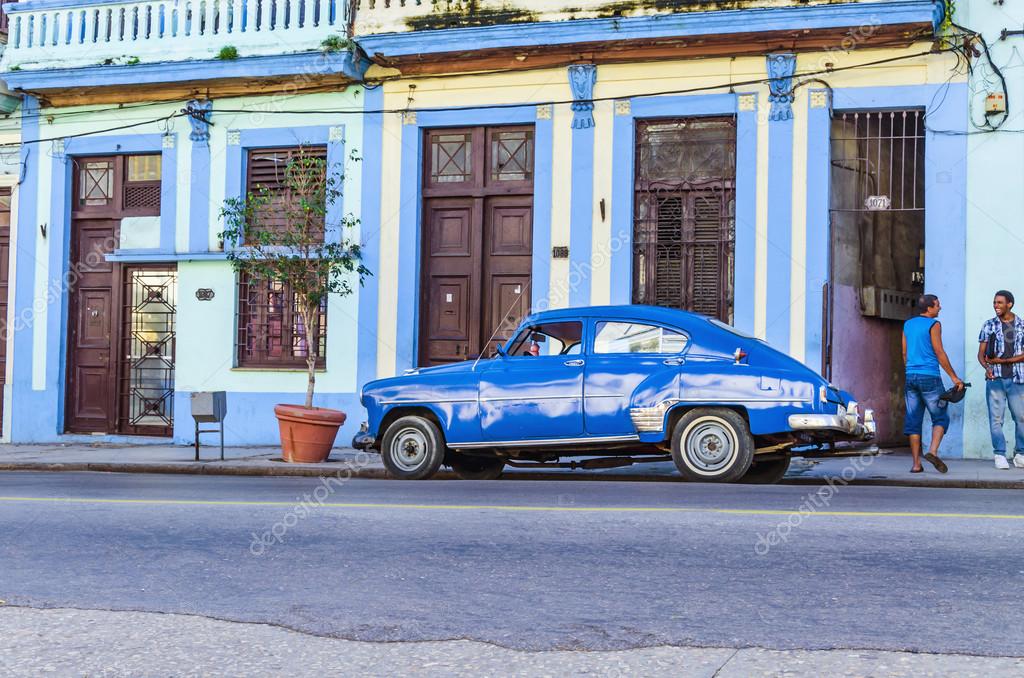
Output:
top-left (788, 403), bottom-right (876, 440)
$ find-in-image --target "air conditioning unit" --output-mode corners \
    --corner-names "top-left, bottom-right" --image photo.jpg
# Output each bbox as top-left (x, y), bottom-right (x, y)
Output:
top-left (861, 286), bottom-right (917, 321)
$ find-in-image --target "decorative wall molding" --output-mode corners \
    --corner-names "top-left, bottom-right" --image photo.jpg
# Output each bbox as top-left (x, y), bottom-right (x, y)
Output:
top-left (614, 99), bottom-right (631, 116)
top-left (536, 104), bottom-right (552, 120)
top-left (226, 130), bottom-right (241, 146)
top-left (162, 133), bottom-right (177, 149)
top-left (402, 110), bottom-right (418, 125)
top-left (568, 64), bottom-right (597, 129)
top-left (329, 126), bottom-right (344, 142)
top-left (737, 94), bottom-right (757, 112)
top-left (186, 99), bottom-right (213, 144)
top-left (810, 89), bottom-right (830, 109)
top-left (766, 54), bottom-right (797, 122)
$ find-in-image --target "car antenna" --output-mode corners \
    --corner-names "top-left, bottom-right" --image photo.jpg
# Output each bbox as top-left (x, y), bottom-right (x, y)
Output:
top-left (473, 279), bottom-right (534, 371)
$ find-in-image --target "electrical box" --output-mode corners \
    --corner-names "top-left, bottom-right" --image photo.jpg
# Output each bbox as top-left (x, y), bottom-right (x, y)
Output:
top-left (861, 287), bottom-right (917, 321)
top-left (191, 391), bottom-right (227, 423)
top-left (986, 92), bottom-right (1006, 115)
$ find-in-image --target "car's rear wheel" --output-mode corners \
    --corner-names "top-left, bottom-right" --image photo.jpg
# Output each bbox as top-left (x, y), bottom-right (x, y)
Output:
top-left (671, 408), bottom-right (754, 483)
top-left (381, 416), bottom-right (446, 480)
top-left (449, 453), bottom-right (505, 480)
top-left (740, 456), bottom-right (791, 484)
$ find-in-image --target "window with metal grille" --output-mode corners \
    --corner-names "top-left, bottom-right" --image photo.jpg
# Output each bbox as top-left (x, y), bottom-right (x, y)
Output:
top-left (246, 146), bottom-right (328, 243)
top-left (236, 273), bottom-right (327, 368)
top-left (633, 118), bottom-right (736, 322)
top-left (123, 154), bottom-right (162, 215)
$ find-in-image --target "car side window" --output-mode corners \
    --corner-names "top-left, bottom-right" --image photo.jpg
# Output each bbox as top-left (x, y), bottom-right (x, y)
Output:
top-left (593, 321), bottom-right (689, 354)
top-left (507, 321), bottom-right (584, 357)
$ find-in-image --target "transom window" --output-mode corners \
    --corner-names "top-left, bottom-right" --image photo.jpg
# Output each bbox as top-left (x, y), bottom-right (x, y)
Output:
top-left (507, 321), bottom-right (582, 357)
top-left (594, 321), bottom-right (688, 354)
top-left (490, 129), bottom-right (533, 182)
top-left (429, 132), bottom-right (472, 184)
top-left (79, 159), bottom-right (115, 206)
top-left (236, 273), bottom-right (327, 369)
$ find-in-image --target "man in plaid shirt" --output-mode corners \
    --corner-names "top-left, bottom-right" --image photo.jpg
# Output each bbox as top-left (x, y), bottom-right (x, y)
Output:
top-left (977, 290), bottom-right (1024, 469)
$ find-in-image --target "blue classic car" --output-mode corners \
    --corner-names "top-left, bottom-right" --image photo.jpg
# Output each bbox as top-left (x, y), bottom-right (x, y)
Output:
top-left (354, 305), bottom-right (875, 483)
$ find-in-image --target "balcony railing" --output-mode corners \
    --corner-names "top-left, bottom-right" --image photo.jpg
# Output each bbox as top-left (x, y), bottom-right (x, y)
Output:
top-left (3, 0), bottom-right (348, 70)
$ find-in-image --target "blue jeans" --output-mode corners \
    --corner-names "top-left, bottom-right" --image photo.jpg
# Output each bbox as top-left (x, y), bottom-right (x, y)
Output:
top-left (986, 378), bottom-right (1024, 457)
top-left (904, 373), bottom-right (949, 436)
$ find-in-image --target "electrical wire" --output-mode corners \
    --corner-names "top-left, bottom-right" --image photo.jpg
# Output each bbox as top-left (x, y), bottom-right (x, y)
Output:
top-left (0, 43), bottom-right (962, 147)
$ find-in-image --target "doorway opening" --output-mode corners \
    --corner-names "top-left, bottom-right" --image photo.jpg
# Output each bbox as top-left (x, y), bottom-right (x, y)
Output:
top-left (65, 155), bottom-right (177, 435)
top-left (632, 117), bottom-right (737, 322)
top-left (826, 110), bottom-right (926, 445)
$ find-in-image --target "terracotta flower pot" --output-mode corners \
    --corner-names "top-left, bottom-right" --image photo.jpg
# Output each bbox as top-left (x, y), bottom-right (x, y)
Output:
top-left (274, 404), bottom-right (346, 463)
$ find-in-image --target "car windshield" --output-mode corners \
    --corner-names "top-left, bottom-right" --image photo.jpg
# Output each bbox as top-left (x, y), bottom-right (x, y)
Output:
top-left (507, 321), bottom-right (583, 357)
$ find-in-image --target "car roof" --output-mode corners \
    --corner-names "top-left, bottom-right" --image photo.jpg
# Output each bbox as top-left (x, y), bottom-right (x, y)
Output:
top-left (523, 305), bottom-right (708, 328)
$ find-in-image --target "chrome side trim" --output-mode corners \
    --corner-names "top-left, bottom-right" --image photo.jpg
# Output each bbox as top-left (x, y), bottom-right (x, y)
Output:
top-left (379, 398), bottom-right (475, 405)
top-left (450, 434), bottom-right (641, 449)
top-left (479, 394), bottom-right (578, 403)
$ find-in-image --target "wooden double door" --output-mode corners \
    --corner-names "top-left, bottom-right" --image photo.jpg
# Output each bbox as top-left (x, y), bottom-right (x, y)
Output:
top-left (419, 126), bottom-right (535, 366)
top-left (65, 154), bottom-right (176, 436)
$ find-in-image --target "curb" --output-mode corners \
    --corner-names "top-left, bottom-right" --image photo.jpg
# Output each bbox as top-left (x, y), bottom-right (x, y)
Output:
top-left (1, 461), bottom-right (1023, 489)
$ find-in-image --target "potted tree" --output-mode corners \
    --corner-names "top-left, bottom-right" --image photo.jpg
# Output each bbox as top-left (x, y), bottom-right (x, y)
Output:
top-left (219, 147), bottom-right (369, 463)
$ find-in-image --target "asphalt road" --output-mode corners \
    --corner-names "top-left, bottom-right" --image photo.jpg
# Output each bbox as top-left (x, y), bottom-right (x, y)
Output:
top-left (1, 471), bottom-right (1023, 657)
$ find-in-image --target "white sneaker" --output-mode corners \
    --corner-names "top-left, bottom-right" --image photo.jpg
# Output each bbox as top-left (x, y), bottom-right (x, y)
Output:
top-left (1013, 454), bottom-right (1024, 469)
top-left (995, 455), bottom-right (1010, 470)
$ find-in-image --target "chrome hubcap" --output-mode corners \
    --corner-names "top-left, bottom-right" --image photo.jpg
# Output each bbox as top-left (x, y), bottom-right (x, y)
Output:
top-left (390, 427), bottom-right (429, 472)
top-left (685, 419), bottom-right (737, 473)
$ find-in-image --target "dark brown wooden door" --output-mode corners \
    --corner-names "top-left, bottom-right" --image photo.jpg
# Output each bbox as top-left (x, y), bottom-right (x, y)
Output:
top-left (419, 126), bottom-right (535, 366)
top-left (66, 219), bottom-right (120, 433)
top-left (0, 188), bottom-right (11, 432)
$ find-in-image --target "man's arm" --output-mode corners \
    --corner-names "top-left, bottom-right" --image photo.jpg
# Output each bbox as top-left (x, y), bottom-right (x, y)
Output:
top-left (931, 322), bottom-right (964, 388)
top-left (978, 341), bottom-right (995, 378)
top-left (902, 332), bottom-right (908, 367)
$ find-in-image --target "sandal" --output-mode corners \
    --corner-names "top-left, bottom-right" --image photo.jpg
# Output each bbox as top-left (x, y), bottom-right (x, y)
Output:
top-left (910, 467), bottom-right (924, 473)
top-left (924, 453), bottom-right (948, 474)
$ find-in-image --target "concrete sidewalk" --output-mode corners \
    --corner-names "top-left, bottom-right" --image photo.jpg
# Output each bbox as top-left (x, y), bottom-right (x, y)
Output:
top-left (0, 442), bottom-right (1021, 488)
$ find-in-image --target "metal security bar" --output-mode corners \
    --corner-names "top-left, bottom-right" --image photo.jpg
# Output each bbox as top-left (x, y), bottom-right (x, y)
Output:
top-left (119, 267), bottom-right (177, 436)
top-left (829, 110), bottom-right (925, 212)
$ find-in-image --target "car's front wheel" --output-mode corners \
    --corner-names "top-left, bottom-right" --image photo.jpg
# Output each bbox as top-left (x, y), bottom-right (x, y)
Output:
top-left (671, 408), bottom-right (754, 482)
top-left (449, 453), bottom-right (505, 480)
top-left (381, 415), bottom-right (446, 480)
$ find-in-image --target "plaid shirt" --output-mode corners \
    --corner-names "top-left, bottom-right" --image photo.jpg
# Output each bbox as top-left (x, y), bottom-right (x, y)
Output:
top-left (979, 315), bottom-right (1024, 384)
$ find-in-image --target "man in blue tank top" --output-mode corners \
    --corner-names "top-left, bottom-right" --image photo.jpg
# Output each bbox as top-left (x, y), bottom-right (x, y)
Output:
top-left (903, 294), bottom-right (964, 473)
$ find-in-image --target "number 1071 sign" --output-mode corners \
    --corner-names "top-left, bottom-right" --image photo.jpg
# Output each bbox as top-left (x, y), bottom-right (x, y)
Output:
top-left (865, 195), bottom-right (891, 211)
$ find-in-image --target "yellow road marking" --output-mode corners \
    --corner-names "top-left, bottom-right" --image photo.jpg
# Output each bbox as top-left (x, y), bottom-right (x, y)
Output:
top-left (0, 496), bottom-right (1021, 520)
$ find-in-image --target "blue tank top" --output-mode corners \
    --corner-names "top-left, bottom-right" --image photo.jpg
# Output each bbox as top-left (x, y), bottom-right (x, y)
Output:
top-left (904, 316), bottom-right (940, 376)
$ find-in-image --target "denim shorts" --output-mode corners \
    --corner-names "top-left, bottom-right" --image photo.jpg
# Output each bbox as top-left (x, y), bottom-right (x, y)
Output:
top-left (904, 373), bottom-right (949, 436)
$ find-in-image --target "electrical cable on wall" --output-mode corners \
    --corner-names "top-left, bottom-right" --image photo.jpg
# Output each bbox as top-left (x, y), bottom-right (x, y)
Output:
top-left (0, 43), bottom-right (968, 148)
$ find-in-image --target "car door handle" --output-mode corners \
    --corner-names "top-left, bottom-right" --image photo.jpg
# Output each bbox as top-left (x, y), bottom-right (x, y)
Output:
top-left (564, 359), bottom-right (585, 367)
top-left (663, 357), bottom-right (685, 366)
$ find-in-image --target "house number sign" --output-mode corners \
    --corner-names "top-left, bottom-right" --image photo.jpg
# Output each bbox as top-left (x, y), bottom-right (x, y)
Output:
top-left (196, 288), bottom-right (216, 301)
